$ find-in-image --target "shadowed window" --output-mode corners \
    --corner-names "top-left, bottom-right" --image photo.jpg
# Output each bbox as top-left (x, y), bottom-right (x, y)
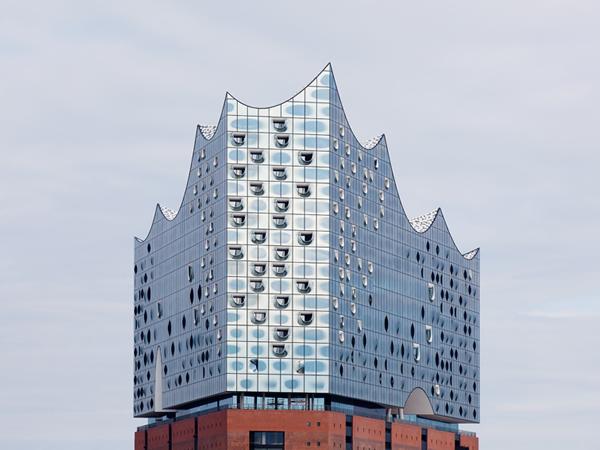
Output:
top-left (250, 431), bottom-right (284, 450)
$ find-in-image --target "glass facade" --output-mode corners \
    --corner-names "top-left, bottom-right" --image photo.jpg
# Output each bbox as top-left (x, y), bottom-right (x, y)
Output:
top-left (225, 68), bottom-right (331, 396)
top-left (133, 65), bottom-right (480, 425)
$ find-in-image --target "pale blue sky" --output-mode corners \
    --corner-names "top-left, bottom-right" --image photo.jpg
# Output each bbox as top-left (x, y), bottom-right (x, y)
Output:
top-left (1, 1), bottom-right (599, 449)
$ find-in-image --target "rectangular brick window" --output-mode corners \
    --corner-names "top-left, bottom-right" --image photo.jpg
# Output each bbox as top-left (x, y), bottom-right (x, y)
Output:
top-left (250, 431), bottom-right (285, 450)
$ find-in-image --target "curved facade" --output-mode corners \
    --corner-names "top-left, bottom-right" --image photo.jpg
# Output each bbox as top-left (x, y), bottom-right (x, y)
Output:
top-left (133, 64), bottom-right (480, 424)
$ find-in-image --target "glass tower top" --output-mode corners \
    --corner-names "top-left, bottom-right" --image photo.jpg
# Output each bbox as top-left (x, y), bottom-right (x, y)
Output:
top-left (133, 65), bottom-right (480, 424)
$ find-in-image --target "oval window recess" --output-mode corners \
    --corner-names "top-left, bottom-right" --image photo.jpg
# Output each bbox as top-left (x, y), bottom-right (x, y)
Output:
top-left (338, 330), bottom-right (345, 343)
top-left (297, 232), bottom-right (313, 245)
top-left (274, 199), bottom-right (289, 212)
top-left (275, 134), bottom-right (290, 148)
top-left (425, 325), bottom-right (433, 343)
top-left (298, 312), bottom-right (314, 325)
top-left (249, 182), bottom-right (264, 196)
top-left (274, 296), bottom-right (290, 308)
top-left (350, 303), bottom-right (356, 315)
top-left (412, 343), bottom-right (421, 362)
top-left (231, 214), bottom-right (246, 227)
top-left (274, 247), bottom-right (289, 260)
top-left (231, 133), bottom-right (245, 146)
top-left (230, 294), bottom-right (245, 308)
top-left (272, 118), bottom-right (287, 132)
top-left (272, 166), bottom-right (287, 180)
top-left (298, 152), bottom-right (313, 165)
top-left (296, 280), bottom-right (311, 294)
top-left (228, 197), bottom-right (243, 211)
top-left (272, 215), bottom-right (287, 228)
top-left (249, 279), bottom-right (264, 292)
top-left (428, 283), bottom-right (436, 301)
top-left (296, 183), bottom-right (311, 197)
top-left (228, 246), bottom-right (243, 259)
top-left (251, 230), bottom-right (266, 244)
top-left (232, 165), bottom-right (246, 178)
top-left (252, 263), bottom-right (266, 276)
top-left (251, 311), bottom-right (267, 324)
top-left (274, 328), bottom-right (289, 341)
top-left (272, 264), bottom-right (287, 277)
top-left (272, 344), bottom-right (288, 357)
top-left (250, 150), bottom-right (264, 163)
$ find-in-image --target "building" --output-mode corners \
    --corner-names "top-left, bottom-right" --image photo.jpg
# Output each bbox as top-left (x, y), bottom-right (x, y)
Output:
top-left (133, 64), bottom-right (480, 449)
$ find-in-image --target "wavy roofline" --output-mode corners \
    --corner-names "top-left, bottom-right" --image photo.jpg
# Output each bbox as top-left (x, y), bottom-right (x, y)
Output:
top-left (225, 62), bottom-right (333, 110)
top-left (361, 134), bottom-right (385, 149)
top-left (134, 96), bottom-right (229, 243)
top-left (135, 65), bottom-right (479, 261)
top-left (462, 248), bottom-right (480, 260)
top-left (198, 125), bottom-right (217, 140)
top-left (409, 208), bottom-right (439, 233)
top-left (406, 207), bottom-right (480, 261)
top-left (328, 68), bottom-right (386, 154)
top-left (328, 68), bottom-right (478, 262)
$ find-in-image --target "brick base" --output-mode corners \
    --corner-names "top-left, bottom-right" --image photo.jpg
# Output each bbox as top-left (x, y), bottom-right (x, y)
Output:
top-left (135, 409), bottom-right (478, 450)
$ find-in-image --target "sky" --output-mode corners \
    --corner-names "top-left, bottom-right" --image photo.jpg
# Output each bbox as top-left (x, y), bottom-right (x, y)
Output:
top-left (1, 1), bottom-right (599, 449)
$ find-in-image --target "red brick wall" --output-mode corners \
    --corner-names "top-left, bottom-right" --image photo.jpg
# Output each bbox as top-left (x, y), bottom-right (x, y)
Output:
top-left (390, 422), bottom-right (421, 450)
top-left (171, 417), bottom-right (195, 450)
top-left (134, 429), bottom-right (146, 450)
top-left (136, 409), bottom-right (478, 450)
top-left (352, 416), bottom-right (385, 450)
top-left (326, 412), bottom-right (346, 449)
top-left (460, 434), bottom-right (479, 450)
top-left (147, 423), bottom-right (170, 450)
top-left (198, 410), bottom-right (227, 450)
top-left (427, 429), bottom-right (454, 450)
top-left (226, 409), bottom-right (345, 449)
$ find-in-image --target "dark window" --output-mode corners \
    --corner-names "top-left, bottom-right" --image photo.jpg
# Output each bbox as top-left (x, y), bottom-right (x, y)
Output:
top-left (345, 416), bottom-right (352, 450)
top-left (385, 422), bottom-right (391, 450)
top-left (250, 431), bottom-right (285, 450)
